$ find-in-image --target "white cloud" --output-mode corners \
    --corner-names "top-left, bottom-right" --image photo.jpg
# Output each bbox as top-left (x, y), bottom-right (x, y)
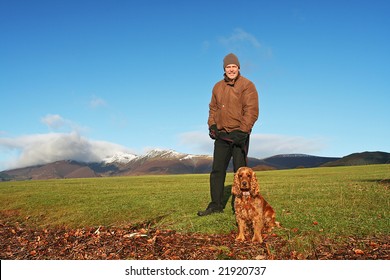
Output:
top-left (41, 114), bottom-right (66, 129)
top-left (40, 114), bottom-right (88, 134)
top-left (218, 28), bottom-right (261, 49)
top-left (89, 96), bottom-right (107, 108)
top-left (249, 134), bottom-right (326, 158)
top-left (178, 130), bottom-right (213, 155)
top-left (216, 28), bottom-right (273, 68)
top-left (0, 132), bottom-right (134, 170)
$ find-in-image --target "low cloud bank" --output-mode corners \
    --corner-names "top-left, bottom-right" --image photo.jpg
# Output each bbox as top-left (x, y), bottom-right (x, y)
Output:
top-left (0, 132), bottom-right (133, 170)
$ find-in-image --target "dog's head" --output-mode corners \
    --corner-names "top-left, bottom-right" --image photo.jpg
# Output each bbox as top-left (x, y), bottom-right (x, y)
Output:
top-left (232, 167), bottom-right (260, 197)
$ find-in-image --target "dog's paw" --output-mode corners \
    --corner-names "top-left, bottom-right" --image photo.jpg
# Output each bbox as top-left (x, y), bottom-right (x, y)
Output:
top-left (252, 235), bottom-right (263, 243)
top-left (235, 235), bottom-right (245, 242)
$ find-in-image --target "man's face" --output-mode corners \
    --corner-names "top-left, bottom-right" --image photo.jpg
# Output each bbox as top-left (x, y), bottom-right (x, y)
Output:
top-left (225, 64), bottom-right (239, 80)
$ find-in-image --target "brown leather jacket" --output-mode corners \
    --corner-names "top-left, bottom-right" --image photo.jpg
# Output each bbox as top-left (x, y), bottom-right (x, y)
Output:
top-left (208, 74), bottom-right (259, 133)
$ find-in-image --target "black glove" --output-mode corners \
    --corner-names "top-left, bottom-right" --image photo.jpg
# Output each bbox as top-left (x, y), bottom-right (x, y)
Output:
top-left (229, 130), bottom-right (248, 147)
top-left (209, 124), bottom-right (219, 139)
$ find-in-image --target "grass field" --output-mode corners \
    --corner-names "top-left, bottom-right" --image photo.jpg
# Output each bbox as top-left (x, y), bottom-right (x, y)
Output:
top-left (1, 164), bottom-right (389, 259)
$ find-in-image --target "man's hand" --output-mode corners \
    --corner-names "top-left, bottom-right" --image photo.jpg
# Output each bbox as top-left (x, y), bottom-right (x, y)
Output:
top-left (209, 124), bottom-right (219, 139)
top-left (230, 130), bottom-right (248, 147)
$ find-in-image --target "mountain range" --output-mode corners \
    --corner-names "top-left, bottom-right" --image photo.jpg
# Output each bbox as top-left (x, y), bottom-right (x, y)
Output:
top-left (0, 150), bottom-right (389, 181)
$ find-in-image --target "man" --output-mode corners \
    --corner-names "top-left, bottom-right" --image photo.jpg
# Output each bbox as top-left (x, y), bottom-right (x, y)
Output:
top-left (198, 53), bottom-right (259, 216)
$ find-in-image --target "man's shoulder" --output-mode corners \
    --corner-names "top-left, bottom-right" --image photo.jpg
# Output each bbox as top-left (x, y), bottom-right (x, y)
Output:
top-left (237, 75), bottom-right (254, 85)
top-left (213, 79), bottom-right (226, 89)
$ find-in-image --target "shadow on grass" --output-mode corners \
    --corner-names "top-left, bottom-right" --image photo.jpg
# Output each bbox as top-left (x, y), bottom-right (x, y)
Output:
top-left (222, 184), bottom-right (235, 214)
top-left (360, 179), bottom-right (390, 187)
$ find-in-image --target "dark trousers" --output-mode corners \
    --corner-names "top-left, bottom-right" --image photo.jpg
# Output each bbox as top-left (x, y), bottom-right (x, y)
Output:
top-left (208, 136), bottom-right (249, 210)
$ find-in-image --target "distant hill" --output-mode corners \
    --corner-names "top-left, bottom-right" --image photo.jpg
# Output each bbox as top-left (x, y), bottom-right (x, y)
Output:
top-left (322, 151), bottom-right (390, 167)
top-left (0, 161), bottom-right (101, 181)
top-left (1, 150), bottom-right (388, 181)
top-left (261, 154), bottom-right (340, 169)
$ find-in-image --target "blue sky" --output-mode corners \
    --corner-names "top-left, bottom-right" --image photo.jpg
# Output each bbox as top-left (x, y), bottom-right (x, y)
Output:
top-left (1, 0), bottom-right (389, 171)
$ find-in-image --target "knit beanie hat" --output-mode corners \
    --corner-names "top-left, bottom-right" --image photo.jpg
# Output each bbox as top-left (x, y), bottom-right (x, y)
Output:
top-left (223, 53), bottom-right (240, 69)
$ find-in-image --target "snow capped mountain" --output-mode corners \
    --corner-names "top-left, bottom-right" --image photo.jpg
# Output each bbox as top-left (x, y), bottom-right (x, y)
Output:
top-left (102, 149), bottom-right (212, 165)
top-left (143, 149), bottom-right (184, 159)
top-left (102, 152), bottom-right (138, 164)
top-left (100, 149), bottom-right (213, 175)
top-left (142, 149), bottom-right (213, 160)
top-left (180, 154), bottom-right (213, 161)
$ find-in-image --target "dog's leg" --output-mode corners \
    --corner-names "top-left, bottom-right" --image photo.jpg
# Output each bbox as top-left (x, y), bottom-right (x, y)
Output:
top-left (264, 215), bottom-right (275, 233)
top-left (236, 219), bottom-right (246, 241)
top-left (252, 218), bottom-right (263, 243)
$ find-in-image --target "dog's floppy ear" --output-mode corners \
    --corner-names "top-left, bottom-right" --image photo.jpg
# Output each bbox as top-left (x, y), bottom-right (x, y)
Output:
top-left (250, 170), bottom-right (260, 197)
top-left (232, 169), bottom-right (241, 196)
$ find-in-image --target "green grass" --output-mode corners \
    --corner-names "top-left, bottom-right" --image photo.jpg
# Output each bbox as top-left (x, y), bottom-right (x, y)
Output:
top-left (1, 165), bottom-right (389, 240)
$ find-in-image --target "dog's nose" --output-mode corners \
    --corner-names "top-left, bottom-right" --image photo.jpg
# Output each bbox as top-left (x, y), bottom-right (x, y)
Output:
top-left (242, 181), bottom-right (247, 186)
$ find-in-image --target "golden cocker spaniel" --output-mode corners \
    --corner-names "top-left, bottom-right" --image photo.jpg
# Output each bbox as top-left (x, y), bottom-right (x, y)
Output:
top-left (232, 167), bottom-right (277, 243)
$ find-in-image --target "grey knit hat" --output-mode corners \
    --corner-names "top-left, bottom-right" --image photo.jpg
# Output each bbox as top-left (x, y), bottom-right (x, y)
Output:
top-left (223, 53), bottom-right (240, 68)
